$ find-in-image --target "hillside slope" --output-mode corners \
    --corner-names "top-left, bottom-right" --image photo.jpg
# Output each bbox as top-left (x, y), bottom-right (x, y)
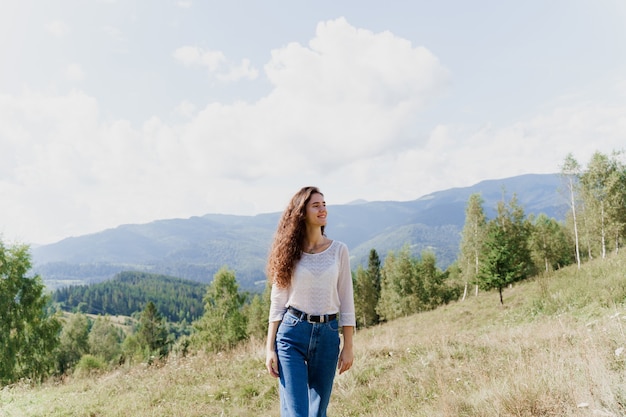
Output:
top-left (4, 246), bottom-right (625, 416)
top-left (33, 173), bottom-right (566, 290)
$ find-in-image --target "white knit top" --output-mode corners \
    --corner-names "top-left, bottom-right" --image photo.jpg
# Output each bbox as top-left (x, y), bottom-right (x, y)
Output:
top-left (269, 240), bottom-right (356, 327)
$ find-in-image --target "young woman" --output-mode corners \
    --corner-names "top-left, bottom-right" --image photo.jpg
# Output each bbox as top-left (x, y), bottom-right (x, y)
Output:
top-left (265, 186), bottom-right (355, 417)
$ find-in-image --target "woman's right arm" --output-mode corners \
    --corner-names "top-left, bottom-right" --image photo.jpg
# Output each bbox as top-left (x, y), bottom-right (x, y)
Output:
top-left (265, 320), bottom-right (281, 377)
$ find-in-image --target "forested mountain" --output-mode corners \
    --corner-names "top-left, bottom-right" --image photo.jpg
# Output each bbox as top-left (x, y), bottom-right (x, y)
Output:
top-left (33, 173), bottom-right (567, 291)
top-left (51, 271), bottom-right (207, 322)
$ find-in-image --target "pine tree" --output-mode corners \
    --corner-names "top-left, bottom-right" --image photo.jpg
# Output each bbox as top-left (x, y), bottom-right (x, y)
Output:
top-left (137, 301), bottom-right (169, 358)
top-left (193, 267), bottom-right (247, 352)
top-left (354, 249), bottom-right (382, 328)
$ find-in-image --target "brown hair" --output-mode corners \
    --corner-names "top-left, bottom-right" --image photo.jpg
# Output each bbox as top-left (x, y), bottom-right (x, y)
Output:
top-left (266, 186), bottom-right (325, 288)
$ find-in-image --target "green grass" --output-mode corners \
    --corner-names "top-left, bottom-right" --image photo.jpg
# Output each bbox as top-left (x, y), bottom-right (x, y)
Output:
top-left (3, 252), bottom-right (626, 416)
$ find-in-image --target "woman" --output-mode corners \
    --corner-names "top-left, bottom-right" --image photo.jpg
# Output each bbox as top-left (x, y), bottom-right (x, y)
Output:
top-left (265, 186), bottom-right (355, 417)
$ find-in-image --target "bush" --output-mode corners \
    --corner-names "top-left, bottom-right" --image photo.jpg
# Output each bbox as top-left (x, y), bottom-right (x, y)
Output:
top-left (74, 354), bottom-right (106, 377)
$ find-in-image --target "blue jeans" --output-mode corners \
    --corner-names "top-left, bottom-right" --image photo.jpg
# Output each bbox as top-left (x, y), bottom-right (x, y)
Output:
top-left (276, 311), bottom-right (340, 417)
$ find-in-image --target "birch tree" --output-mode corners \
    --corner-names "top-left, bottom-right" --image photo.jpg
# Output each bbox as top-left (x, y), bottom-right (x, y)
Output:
top-left (458, 193), bottom-right (487, 299)
top-left (560, 153), bottom-right (582, 269)
top-left (530, 214), bottom-right (573, 272)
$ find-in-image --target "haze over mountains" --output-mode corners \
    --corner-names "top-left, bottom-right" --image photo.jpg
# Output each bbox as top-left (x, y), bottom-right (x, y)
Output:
top-left (33, 173), bottom-right (567, 291)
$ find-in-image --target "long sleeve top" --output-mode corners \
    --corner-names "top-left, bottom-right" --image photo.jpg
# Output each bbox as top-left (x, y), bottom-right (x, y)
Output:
top-left (269, 240), bottom-right (356, 327)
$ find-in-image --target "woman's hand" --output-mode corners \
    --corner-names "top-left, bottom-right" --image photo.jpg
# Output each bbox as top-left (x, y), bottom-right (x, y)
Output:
top-left (266, 350), bottom-right (279, 378)
top-left (338, 346), bottom-right (354, 374)
top-left (265, 321), bottom-right (281, 378)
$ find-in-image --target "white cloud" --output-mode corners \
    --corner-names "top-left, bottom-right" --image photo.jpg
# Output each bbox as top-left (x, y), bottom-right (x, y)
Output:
top-left (173, 46), bottom-right (257, 82)
top-left (173, 46), bottom-right (225, 70)
top-left (216, 58), bottom-right (259, 81)
top-left (2, 16), bottom-right (626, 245)
top-left (44, 20), bottom-right (70, 37)
top-left (65, 63), bottom-right (85, 81)
top-left (176, 1), bottom-right (192, 8)
top-left (175, 100), bottom-right (196, 118)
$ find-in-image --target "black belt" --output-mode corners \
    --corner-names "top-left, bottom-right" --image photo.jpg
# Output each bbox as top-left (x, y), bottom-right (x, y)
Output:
top-left (288, 307), bottom-right (337, 323)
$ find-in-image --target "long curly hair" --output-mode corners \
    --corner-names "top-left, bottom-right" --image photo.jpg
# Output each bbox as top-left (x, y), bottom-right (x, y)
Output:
top-left (267, 186), bottom-right (325, 288)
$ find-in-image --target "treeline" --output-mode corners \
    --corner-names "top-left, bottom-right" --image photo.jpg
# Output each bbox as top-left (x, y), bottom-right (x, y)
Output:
top-left (355, 149), bottom-right (626, 327)
top-left (52, 271), bottom-right (208, 322)
top-left (457, 149), bottom-right (626, 304)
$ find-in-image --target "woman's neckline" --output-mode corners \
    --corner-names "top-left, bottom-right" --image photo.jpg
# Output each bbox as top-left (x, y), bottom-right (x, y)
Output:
top-left (303, 239), bottom-right (334, 255)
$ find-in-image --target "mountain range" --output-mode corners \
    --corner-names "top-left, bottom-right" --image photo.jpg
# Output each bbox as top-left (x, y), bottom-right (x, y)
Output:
top-left (32, 173), bottom-right (568, 291)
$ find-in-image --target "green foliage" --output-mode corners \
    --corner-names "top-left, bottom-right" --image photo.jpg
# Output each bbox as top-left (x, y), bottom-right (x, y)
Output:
top-left (458, 193), bottom-right (487, 293)
top-left (245, 283), bottom-right (270, 340)
top-left (377, 246), bottom-right (459, 321)
top-left (0, 241), bottom-right (61, 385)
top-left (419, 251), bottom-right (460, 308)
top-left (88, 317), bottom-right (124, 365)
top-left (377, 246), bottom-right (420, 321)
top-left (529, 214), bottom-right (574, 272)
top-left (193, 267), bottom-right (248, 352)
top-left (137, 301), bottom-right (169, 359)
top-left (477, 195), bottom-right (533, 304)
top-left (579, 151), bottom-right (626, 258)
top-left (74, 354), bottom-right (106, 377)
top-left (52, 271), bottom-right (207, 322)
top-left (55, 313), bottom-right (90, 375)
top-left (354, 249), bottom-right (382, 328)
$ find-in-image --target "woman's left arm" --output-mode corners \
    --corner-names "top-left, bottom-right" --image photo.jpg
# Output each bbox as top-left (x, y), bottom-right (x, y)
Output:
top-left (338, 325), bottom-right (354, 374)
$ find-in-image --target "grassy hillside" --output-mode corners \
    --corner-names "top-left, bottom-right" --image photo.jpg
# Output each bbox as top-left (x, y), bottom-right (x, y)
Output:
top-left (3, 251), bottom-right (626, 416)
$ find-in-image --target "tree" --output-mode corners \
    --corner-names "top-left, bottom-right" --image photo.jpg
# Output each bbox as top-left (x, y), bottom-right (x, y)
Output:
top-left (193, 267), bottom-right (247, 352)
top-left (458, 193), bottom-right (487, 299)
top-left (477, 195), bottom-right (533, 304)
top-left (0, 241), bottom-right (61, 385)
top-left (419, 250), bottom-right (458, 308)
top-left (529, 214), bottom-right (574, 272)
top-left (245, 283), bottom-right (270, 340)
top-left (137, 301), bottom-right (169, 359)
top-left (604, 151), bottom-right (626, 254)
top-left (88, 316), bottom-right (123, 364)
top-left (560, 153), bottom-right (582, 269)
top-left (377, 245), bottom-right (424, 321)
top-left (55, 313), bottom-right (90, 374)
top-left (354, 249), bottom-right (381, 328)
top-left (580, 152), bottom-right (613, 259)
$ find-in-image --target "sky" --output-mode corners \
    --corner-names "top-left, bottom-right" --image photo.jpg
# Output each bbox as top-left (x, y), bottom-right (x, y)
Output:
top-left (1, 0), bottom-right (626, 245)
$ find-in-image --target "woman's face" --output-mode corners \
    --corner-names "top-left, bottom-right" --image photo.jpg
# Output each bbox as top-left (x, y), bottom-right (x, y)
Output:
top-left (304, 193), bottom-right (327, 229)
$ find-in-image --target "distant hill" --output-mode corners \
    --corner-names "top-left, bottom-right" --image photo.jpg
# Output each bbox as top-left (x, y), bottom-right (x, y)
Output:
top-left (33, 173), bottom-right (568, 291)
top-left (51, 271), bottom-right (207, 322)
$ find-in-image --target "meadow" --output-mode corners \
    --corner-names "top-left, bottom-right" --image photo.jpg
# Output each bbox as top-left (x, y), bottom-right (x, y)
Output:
top-left (2, 251), bottom-right (626, 417)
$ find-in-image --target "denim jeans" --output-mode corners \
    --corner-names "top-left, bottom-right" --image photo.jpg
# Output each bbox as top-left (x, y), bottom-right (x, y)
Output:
top-left (276, 310), bottom-right (340, 417)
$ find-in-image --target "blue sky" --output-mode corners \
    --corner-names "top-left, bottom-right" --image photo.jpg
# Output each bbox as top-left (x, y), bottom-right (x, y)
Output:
top-left (1, 0), bottom-right (625, 244)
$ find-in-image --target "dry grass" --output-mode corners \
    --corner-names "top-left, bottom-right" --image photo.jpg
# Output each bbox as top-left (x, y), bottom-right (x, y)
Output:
top-left (2, 253), bottom-right (626, 417)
